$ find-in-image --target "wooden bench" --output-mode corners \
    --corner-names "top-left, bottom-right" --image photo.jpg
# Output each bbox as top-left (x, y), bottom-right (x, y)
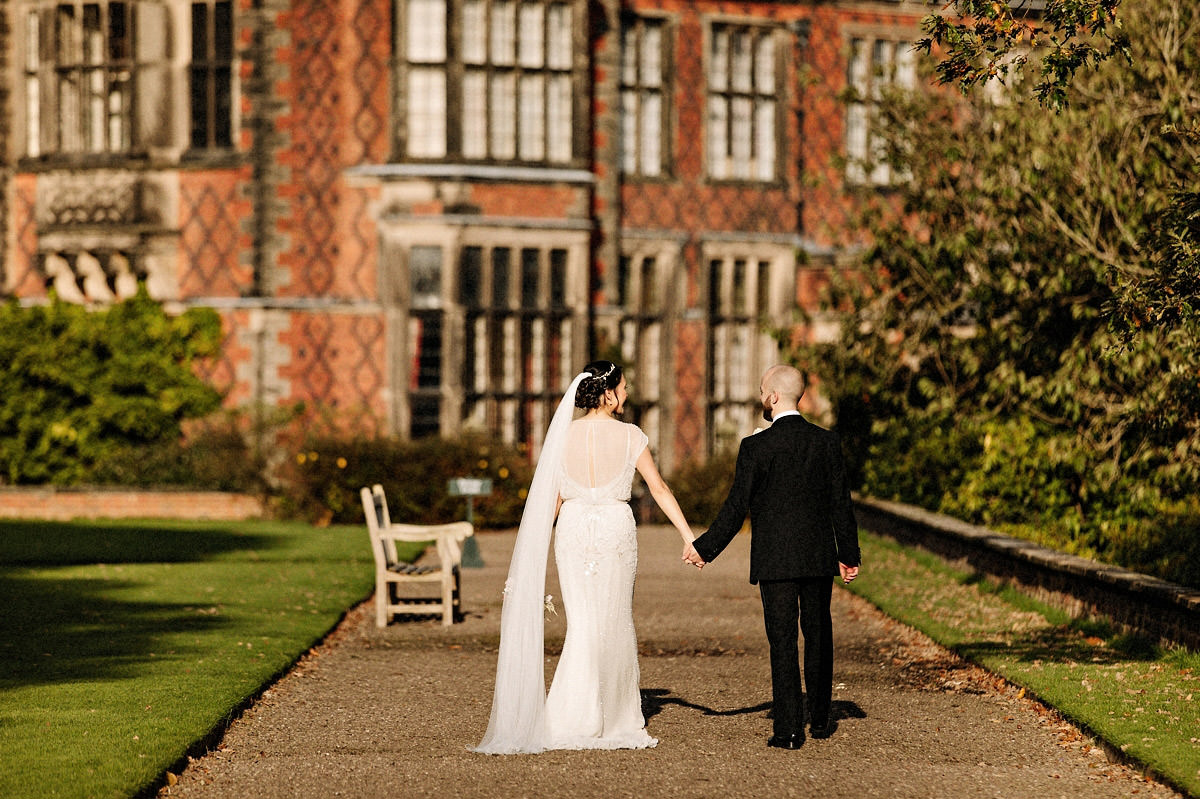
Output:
top-left (360, 484), bottom-right (471, 627)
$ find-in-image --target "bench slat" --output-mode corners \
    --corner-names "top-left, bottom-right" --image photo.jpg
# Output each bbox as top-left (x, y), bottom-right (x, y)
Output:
top-left (389, 563), bottom-right (438, 576)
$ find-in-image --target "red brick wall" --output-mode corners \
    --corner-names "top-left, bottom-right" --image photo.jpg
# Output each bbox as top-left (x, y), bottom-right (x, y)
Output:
top-left (275, 310), bottom-right (388, 434)
top-left (6, 174), bottom-right (43, 297)
top-left (673, 318), bottom-right (708, 463)
top-left (0, 487), bottom-right (264, 521)
top-left (619, 1), bottom-right (805, 236)
top-left (465, 184), bottom-right (590, 219)
top-left (179, 168), bottom-right (256, 299)
top-left (195, 308), bottom-right (257, 407)
top-left (273, 0), bottom-right (387, 301)
top-left (0, 0), bottom-right (928, 466)
top-left (619, 1), bottom-right (821, 464)
top-left (618, 1), bottom-right (926, 251)
top-left (800, 6), bottom-right (928, 249)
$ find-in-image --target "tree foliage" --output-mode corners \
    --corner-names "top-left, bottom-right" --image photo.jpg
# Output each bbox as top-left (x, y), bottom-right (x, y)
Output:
top-left (0, 291), bottom-right (223, 484)
top-left (919, 0), bottom-right (1131, 110)
top-left (1108, 121), bottom-right (1200, 338)
top-left (922, 1), bottom-right (1200, 339)
top-left (793, 1), bottom-right (1200, 584)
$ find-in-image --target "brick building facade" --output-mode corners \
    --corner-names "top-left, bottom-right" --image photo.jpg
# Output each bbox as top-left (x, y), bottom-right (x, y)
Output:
top-left (0, 0), bottom-right (925, 470)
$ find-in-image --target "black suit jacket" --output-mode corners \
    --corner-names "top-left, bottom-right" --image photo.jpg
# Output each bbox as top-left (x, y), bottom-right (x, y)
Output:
top-left (692, 415), bottom-right (860, 583)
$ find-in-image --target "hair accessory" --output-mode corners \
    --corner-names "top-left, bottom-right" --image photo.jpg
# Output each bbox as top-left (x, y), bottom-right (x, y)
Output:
top-left (591, 362), bottom-right (616, 382)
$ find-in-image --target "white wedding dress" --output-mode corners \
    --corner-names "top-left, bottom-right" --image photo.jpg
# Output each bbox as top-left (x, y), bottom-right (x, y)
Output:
top-left (474, 373), bottom-right (656, 755)
top-left (543, 417), bottom-right (658, 750)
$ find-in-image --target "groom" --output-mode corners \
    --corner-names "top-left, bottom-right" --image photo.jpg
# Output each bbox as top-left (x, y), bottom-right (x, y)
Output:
top-left (684, 364), bottom-right (860, 749)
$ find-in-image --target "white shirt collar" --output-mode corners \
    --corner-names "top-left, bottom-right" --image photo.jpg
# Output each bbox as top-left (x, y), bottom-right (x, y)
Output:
top-left (771, 410), bottom-right (801, 422)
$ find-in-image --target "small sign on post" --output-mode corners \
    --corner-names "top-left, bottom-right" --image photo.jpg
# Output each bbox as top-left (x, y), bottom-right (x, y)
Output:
top-left (448, 477), bottom-right (492, 568)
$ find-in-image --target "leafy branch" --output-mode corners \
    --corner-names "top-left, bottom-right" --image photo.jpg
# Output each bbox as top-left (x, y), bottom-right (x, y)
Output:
top-left (918, 0), bottom-right (1132, 109)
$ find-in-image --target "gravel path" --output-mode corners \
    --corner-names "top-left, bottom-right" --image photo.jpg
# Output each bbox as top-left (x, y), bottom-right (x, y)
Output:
top-left (158, 527), bottom-right (1180, 799)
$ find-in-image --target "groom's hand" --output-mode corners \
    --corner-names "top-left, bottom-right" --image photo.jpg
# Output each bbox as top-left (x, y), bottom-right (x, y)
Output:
top-left (682, 542), bottom-right (706, 570)
top-left (839, 562), bottom-right (859, 584)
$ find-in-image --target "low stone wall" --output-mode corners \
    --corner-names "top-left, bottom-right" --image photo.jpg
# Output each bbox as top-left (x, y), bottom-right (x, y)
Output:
top-left (854, 495), bottom-right (1200, 652)
top-left (0, 487), bottom-right (266, 521)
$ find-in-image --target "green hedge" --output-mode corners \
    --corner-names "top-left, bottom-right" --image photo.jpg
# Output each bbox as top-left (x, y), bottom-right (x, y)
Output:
top-left (276, 432), bottom-right (536, 529)
top-left (856, 412), bottom-right (1200, 589)
top-left (0, 291), bottom-right (222, 486)
top-left (88, 413), bottom-right (265, 492)
top-left (278, 435), bottom-right (746, 533)
top-left (662, 448), bottom-right (738, 526)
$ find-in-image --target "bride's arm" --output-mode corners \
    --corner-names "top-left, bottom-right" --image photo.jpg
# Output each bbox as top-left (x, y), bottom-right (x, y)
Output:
top-left (634, 447), bottom-right (695, 544)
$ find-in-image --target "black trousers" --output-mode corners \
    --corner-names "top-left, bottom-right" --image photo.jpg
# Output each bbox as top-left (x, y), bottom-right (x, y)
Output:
top-left (759, 577), bottom-right (834, 736)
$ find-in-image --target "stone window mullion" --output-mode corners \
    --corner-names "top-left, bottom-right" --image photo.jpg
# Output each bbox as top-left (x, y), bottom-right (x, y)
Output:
top-left (401, 0), bottom-right (579, 165)
top-left (190, 0), bottom-right (234, 151)
top-left (707, 20), bottom-right (779, 183)
top-left (845, 33), bottom-right (915, 186)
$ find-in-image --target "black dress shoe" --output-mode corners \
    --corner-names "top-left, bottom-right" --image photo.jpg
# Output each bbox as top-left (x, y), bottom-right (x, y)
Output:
top-left (810, 717), bottom-right (833, 739)
top-left (767, 733), bottom-right (803, 749)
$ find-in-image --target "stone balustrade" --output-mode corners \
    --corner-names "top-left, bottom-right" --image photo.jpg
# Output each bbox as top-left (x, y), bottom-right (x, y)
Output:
top-left (854, 495), bottom-right (1200, 652)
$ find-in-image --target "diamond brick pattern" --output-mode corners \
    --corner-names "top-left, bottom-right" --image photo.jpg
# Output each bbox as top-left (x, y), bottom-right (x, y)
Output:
top-left (8, 175), bottom-right (44, 297)
top-left (194, 310), bottom-right (251, 403)
top-left (180, 170), bottom-right (255, 298)
top-left (277, 0), bottom-right (343, 298)
top-left (0, 0), bottom-right (929, 465)
top-left (349, 0), bottom-right (389, 164)
top-left (277, 312), bottom-right (387, 435)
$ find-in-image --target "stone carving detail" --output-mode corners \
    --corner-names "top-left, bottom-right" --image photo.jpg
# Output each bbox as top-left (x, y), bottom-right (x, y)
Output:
top-left (30, 169), bottom-right (181, 303)
top-left (36, 171), bottom-right (158, 227)
top-left (39, 250), bottom-right (143, 304)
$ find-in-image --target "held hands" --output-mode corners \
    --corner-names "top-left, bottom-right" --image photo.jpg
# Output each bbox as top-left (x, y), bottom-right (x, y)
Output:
top-left (839, 562), bottom-right (859, 584)
top-left (682, 542), bottom-right (706, 570)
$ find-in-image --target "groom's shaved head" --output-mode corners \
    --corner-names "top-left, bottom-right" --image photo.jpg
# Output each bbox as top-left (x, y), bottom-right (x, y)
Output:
top-left (762, 365), bottom-right (807, 404)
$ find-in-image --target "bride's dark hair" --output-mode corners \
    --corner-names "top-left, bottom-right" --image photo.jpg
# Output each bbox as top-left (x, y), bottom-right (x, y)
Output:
top-left (575, 360), bottom-right (622, 409)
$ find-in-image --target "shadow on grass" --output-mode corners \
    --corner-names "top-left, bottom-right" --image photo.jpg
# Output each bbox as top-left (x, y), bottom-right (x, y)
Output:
top-left (0, 520), bottom-right (279, 689)
top-left (0, 571), bottom-right (234, 688)
top-left (955, 624), bottom-right (1162, 667)
top-left (0, 519), bottom-right (277, 565)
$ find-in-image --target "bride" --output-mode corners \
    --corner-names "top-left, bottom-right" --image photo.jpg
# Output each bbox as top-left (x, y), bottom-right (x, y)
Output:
top-left (474, 360), bottom-right (697, 754)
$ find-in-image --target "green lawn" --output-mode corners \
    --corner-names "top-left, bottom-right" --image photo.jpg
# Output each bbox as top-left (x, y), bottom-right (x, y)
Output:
top-left (0, 519), bottom-right (378, 799)
top-left (848, 530), bottom-right (1200, 798)
top-left (6, 519), bottom-right (1195, 798)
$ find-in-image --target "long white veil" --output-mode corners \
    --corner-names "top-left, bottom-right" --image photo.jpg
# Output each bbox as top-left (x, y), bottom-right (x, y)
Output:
top-left (473, 372), bottom-right (588, 754)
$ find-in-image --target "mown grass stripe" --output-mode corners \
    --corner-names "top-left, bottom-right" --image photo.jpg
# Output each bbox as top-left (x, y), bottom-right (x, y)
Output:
top-left (0, 519), bottom-right (380, 799)
top-left (849, 530), bottom-right (1200, 798)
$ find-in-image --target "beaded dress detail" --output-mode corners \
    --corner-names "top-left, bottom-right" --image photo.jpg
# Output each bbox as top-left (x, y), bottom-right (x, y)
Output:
top-left (543, 418), bottom-right (657, 750)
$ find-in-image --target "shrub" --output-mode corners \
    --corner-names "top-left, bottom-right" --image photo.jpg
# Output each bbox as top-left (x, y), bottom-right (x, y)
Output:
top-left (88, 412), bottom-right (265, 493)
top-left (276, 432), bottom-right (535, 529)
top-left (664, 448), bottom-right (738, 526)
top-left (936, 418), bottom-right (1084, 525)
top-left (0, 291), bottom-right (222, 485)
top-left (1104, 499), bottom-right (1200, 590)
top-left (785, 3), bottom-right (1200, 589)
top-left (861, 411), bottom-right (982, 512)
top-left (282, 431), bottom-right (750, 532)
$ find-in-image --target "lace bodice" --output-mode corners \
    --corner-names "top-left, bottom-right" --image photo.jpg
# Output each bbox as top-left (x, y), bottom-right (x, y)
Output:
top-left (546, 415), bottom-right (656, 751)
top-left (476, 373), bottom-right (656, 756)
top-left (558, 419), bottom-right (648, 503)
